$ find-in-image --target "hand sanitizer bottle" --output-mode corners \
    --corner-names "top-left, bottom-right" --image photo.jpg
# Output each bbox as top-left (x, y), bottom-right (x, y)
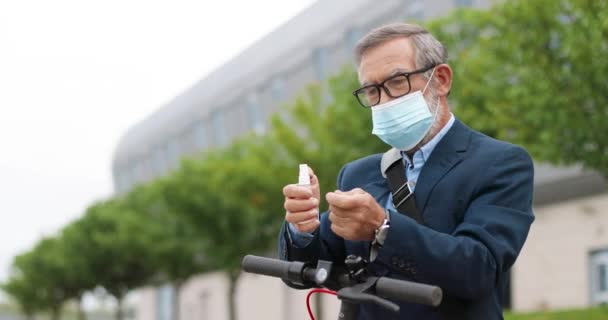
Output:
top-left (298, 164), bottom-right (319, 223)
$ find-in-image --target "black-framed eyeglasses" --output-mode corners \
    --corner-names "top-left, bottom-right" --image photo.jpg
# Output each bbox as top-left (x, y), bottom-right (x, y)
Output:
top-left (352, 64), bottom-right (436, 108)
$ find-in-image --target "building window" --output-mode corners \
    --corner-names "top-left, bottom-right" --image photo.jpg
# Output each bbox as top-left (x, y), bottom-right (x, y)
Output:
top-left (156, 284), bottom-right (174, 320)
top-left (166, 140), bottom-right (180, 168)
top-left (123, 168), bottom-right (134, 191)
top-left (153, 147), bottom-right (166, 173)
top-left (454, 0), bottom-right (473, 7)
top-left (271, 76), bottom-right (286, 101)
top-left (407, 0), bottom-right (424, 19)
top-left (246, 94), bottom-right (265, 133)
top-left (212, 111), bottom-right (227, 146)
top-left (193, 121), bottom-right (206, 150)
top-left (116, 168), bottom-right (131, 192)
top-left (600, 265), bottom-right (607, 292)
top-left (128, 164), bottom-right (138, 186)
top-left (591, 250), bottom-right (608, 304)
top-left (345, 28), bottom-right (362, 52)
top-left (134, 162), bottom-right (144, 182)
top-left (312, 47), bottom-right (328, 81)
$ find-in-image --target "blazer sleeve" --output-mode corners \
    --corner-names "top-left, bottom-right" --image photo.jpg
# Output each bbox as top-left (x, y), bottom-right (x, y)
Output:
top-left (278, 164), bottom-right (348, 288)
top-left (374, 145), bottom-right (535, 300)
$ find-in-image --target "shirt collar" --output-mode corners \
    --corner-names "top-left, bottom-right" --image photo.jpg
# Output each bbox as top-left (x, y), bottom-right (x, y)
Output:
top-left (402, 113), bottom-right (456, 168)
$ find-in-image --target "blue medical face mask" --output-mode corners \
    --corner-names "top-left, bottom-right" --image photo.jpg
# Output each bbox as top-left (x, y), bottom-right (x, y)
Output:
top-left (371, 68), bottom-right (438, 151)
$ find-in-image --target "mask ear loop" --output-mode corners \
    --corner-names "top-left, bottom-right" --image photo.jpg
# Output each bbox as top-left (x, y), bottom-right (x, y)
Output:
top-left (422, 67), bottom-right (436, 95)
top-left (423, 67), bottom-right (441, 122)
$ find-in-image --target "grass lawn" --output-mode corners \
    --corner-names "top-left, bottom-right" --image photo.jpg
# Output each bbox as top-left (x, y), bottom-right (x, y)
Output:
top-left (505, 306), bottom-right (608, 320)
top-left (0, 303), bottom-right (17, 313)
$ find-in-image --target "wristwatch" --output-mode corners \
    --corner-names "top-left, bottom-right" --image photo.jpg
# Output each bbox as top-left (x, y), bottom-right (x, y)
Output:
top-left (373, 209), bottom-right (390, 247)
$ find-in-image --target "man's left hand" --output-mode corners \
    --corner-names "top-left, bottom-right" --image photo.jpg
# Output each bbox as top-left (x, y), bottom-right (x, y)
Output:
top-left (326, 188), bottom-right (386, 241)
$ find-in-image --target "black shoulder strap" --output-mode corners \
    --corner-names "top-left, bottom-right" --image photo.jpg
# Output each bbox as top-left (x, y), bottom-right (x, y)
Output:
top-left (385, 160), bottom-right (423, 224)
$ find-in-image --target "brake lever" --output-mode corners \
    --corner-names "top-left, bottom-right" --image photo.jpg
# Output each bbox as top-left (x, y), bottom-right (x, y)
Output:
top-left (336, 277), bottom-right (400, 313)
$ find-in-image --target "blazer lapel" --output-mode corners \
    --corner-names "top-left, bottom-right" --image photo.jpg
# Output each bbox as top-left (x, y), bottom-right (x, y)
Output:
top-left (415, 120), bottom-right (471, 214)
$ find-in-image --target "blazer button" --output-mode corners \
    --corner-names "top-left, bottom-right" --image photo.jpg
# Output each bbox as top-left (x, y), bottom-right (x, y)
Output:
top-left (398, 259), bottom-right (406, 269)
top-left (391, 257), bottom-right (399, 266)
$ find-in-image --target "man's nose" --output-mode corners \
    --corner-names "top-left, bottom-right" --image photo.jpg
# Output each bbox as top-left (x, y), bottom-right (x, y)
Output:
top-left (378, 87), bottom-right (395, 105)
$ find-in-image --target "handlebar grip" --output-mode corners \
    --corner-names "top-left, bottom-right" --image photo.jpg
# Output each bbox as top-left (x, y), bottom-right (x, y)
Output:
top-left (241, 255), bottom-right (309, 286)
top-left (242, 255), bottom-right (291, 278)
top-left (376, 278), bottom-right (443, 307)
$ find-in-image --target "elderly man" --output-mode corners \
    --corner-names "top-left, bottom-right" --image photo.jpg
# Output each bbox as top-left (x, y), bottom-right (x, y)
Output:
top-left (278, 23), bottom-right (534, 320)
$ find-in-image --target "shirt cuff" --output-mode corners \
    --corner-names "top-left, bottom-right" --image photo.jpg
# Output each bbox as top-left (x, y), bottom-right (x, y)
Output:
top-left (287, 222), bottom-right (315, 248)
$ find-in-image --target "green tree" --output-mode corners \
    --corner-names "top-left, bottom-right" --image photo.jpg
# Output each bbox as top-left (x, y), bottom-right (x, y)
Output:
top-left (77, 199), bottom-right (161, 320)
top-left (429, 0), bottom-right (608, 176)
top-left (60, 222), bottom-right (101, 320)
top-left (161, 136), bottom-right (289, 320)
top-left (9, 239), bottom-right (70, 320)
top-left (2, 273), bottom-right (43, 320)
top-left (124, 181), bottom-right (211, 320)
top-left (4, 226), bottom-right (99, 320)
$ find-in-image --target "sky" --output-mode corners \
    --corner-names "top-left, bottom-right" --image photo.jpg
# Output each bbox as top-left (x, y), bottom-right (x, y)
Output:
top-left (0, 0), bottom-right (316, 297)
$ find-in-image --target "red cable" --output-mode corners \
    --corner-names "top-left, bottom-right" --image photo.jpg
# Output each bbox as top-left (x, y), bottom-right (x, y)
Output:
top-left (306, 288), bottom-right (337, 320)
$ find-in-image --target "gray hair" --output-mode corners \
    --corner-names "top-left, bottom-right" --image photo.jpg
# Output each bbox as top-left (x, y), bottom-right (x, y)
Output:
top-left (354, 23), bottom-right (448, 79)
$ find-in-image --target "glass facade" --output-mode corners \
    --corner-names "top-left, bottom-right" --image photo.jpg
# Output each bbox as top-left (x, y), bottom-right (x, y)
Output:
top-left (153, 147), bottom-right (166, 173)
top-left (271, 76), bottom-right (286, 101)
top-left (454, 0), bottom-right (473, 7)
top-left (212, 111), bottom-right (227, 146)
top-left (345, 28), bottom-right (362, 52)
top-left (166, 140), bottom-right (180, 168)
top-left (408, 0), bottom-right (425, 19)
top-left (247, 100), bottom-right (265, 133)
top-left (194, 121), bottom-right (206, 149)
top-left (312, 47), bottom-right (328, 81)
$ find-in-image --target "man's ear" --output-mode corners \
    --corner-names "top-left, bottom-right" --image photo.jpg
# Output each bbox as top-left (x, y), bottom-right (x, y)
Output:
top-left (434, 63), bottom-right (452, 97)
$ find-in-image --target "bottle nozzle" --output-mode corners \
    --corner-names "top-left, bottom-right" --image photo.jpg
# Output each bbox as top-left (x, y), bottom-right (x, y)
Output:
top-left (298, 164), bottom-right (310, 186)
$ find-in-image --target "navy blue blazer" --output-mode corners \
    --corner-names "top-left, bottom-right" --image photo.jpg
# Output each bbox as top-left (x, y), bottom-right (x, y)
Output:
top-left (278, 119), bottom-right (535, 320)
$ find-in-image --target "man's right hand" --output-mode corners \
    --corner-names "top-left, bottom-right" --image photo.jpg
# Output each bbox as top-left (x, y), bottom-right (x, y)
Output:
top-left (283, 166), bottom-right (321, 233)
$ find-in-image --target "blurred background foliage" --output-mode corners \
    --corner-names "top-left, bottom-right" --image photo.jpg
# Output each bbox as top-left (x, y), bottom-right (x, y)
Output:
top-left (2, 0), bottom-right (606, 319)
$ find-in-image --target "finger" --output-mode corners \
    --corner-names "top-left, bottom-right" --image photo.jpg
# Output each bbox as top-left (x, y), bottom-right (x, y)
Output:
top-left (326, 192), bottom-right (365, 209)
top-left (349, 188), bottom-right (367, 195)
top-left (285, 208), bottom-right (319, 225)
top-left (283, 184), bottom-right (313, 199)
top-left (328, 211), bottom-right (349, 226)
top-left (335, 188), bottom-right (367, 196)
top-left (284, 197), bottom-right (318, 213)
top-left (330, 223), bottom-right (350, 240)
top-left (329, 206), bottom-right (361, 222)
top-left (308, 167), bottom-right (319, 186)
top-left (295, 218), bottom-right (320, 233)
top-left (308, 170), bottom-right (321, 200)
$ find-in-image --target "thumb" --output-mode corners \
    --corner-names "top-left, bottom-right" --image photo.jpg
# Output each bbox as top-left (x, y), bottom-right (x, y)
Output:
top-left (307, 166), bottom-right (321, 201)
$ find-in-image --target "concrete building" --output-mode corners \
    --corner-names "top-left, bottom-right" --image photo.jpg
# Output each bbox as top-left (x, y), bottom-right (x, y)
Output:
top-left (112, 0), bottom-right (608, 319)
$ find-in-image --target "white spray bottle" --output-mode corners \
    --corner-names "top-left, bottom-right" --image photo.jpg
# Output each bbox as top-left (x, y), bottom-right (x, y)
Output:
top-left (298, 164), bottom-right (319, 224)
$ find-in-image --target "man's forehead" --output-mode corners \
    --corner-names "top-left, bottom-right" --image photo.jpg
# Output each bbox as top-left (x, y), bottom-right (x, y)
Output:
top-left (358, 37), bottom-right (417, 85)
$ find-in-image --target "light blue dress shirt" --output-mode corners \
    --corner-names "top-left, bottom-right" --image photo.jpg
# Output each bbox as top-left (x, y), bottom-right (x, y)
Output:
top-left (288, 114), bottom-right (456, 247)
